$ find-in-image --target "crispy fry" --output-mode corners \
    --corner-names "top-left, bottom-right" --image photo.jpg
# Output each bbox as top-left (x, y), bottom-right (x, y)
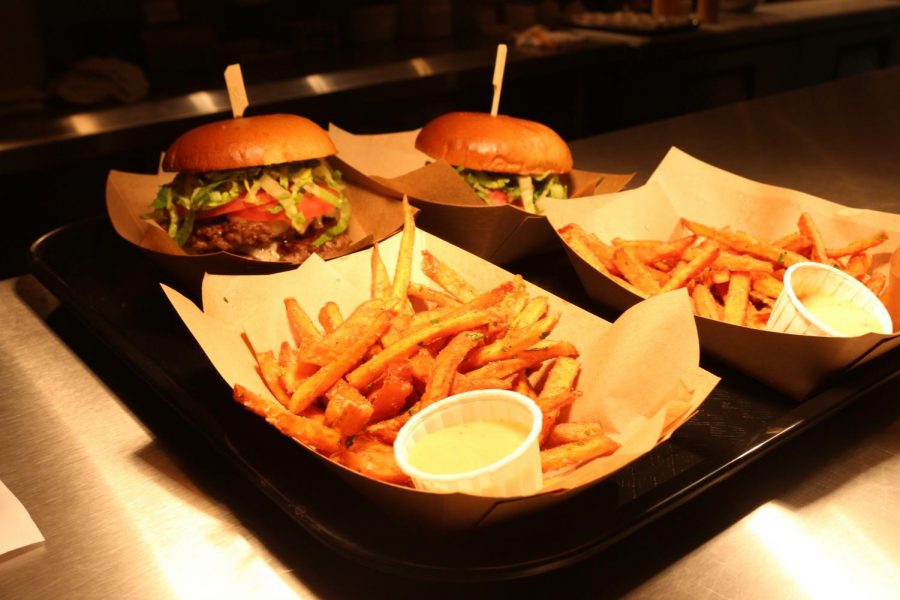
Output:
top-left (466, 312), bottom-right (560, 368)
top-left (234, 385), bottom-right (341, 454)
top-left (797, 212), bottom-right (830, 263)
top-left (540, 434), bottom-right (619, 474)
top-left (545, 422), bottom-right (606, 447)
top-left (289, 306), bottom-right (397, 413)
top-left (450, 376), bottom-right (513, 396)
top-left (510, 296), bottom-right (549, 329)
top-left (421, 249), bottom-right (478, 302)
top-left (862, 272), bottom-right (887, 295)
top-left (746, 304), bottom-right (772, 329)
top-left (559, 223), bottom-right (620, 275)
top-left (771, 231), bottom-right (811, 254)
top-left (710, 252), bottom-right (774, 273)
top-left (537, 357), bottom-right (580, 444)
top-left (407, 280), bottom-right (514, 334)
top-left (318, 301), bottom-right (343, 333)
top-left (364, 412), bottom-right (411, 445)
top-left (421, 331), bottom-right (485, 404)
top-left (325, 379), bottom-right (374, 436)
top-left (299, 298), bottom-right (395, 366)
top-left (284, 297), bottom-right (322, 347)
top-left (845, 253), bottom-right (873, 279)
top-left (370, 241), bottom-right (392, 299)
top-left (827, 231), bottom-right (888, 258)
top-left (722, 271), bottom-right (751, 326)
top-left (659, 240), bottom-right (720, 292)
top-left (407, 348), bottom-right (435, 389)
top-left (681, 219), bottom-right (807, 267)
top-left (277, 341), bottom-right (317, 393)
top-left (614, 235), bottom-right (697, 264)
top-left (751, 272), bottom-right (784, 299)
top-left (367, 362), bottom-right (414, 422)
top-left (535, 390), bottom-right (580, 415)
top-left (512, 370), bottom-right (538, 399)
top-left (333, 435), bottom-right (411, 485)
top-left (346, 309), bottom-right (496, 391)
top-left (691, 283), bottom-right (723, 320)
top-left (613, 246), bottom-right (662, 295)
top-left (392, 196), bottom-right (416, 304)
top-left (461, 339), bottom-right (580, 386)
top-left (255, 350), bottom-right (292, 408)
top-left (407, 283), bottom-right (461, 308)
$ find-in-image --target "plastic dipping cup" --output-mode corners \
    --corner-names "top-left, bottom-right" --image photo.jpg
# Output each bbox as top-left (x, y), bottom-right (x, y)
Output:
top-left (394, 390), bottom-right (544, 497)
top-left (766, 261), bottom-right (893, 336)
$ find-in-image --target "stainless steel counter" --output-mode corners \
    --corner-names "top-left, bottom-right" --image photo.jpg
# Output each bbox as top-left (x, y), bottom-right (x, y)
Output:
top-left (3, 66), bottom-right (900, 598)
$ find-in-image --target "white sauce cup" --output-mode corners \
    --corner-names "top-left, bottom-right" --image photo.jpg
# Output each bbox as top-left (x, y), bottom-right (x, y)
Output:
top-left (765, 261), bottom-right (893, 336)
top-left (394, 389), bottom-right (544, 497)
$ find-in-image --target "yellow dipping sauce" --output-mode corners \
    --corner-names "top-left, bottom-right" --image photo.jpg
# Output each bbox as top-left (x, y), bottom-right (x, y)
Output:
top-left (407, 420), bottom-right (530, 475)
top-left (798, 292), bottom-right (883, 336)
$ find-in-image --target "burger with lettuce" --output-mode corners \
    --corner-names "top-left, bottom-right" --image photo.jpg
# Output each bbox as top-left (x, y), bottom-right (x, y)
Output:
top-left (151, 113), bottom-right (351, 262)
top-left (414, 112), bottom-right (573, 214)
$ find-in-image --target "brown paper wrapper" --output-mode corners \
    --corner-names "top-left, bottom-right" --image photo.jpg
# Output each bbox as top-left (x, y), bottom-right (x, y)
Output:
top-left (105, 160), bottom-right (407, 299)
top-left (161, 229), bottom-right (719, 530)
top-left (544, 147), bottom-right (900, 400)
top-left (328, 124), bottom-right (634, 265)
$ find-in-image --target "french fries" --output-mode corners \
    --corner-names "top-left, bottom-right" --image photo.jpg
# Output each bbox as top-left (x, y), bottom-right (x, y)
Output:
top-left (234, 200), bottom-right (613, 489)
top-left (560, 214), bottom-right (889, 329)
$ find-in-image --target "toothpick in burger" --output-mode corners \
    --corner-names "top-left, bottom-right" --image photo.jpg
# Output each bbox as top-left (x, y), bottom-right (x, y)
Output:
top-left (415, 112), bottom-right (573, 214)
top-left (151, 113), bottom-right (351, 262)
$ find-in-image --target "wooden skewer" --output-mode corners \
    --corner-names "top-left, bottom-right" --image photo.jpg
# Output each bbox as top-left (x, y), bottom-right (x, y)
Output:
top-left (490, 44), bottom-right (508, 117)
top-left (224, 63), bottom-right (249, 119)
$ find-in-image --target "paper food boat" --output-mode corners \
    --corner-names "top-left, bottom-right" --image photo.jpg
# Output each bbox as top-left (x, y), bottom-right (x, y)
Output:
top-left (106, 162), bottom-right (408, 299)
top-left (162, 227), bottom-right (719, 529)
top-left (544, 147), bottom-right (900, 400)
top-left (327, 124), bottom-right (634, 265)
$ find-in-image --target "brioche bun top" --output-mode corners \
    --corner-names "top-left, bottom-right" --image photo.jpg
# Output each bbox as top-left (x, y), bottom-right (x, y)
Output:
top-left (415, 112), bottom-right (573, 175)
top-left (162, 113), bottom-right (337, 172)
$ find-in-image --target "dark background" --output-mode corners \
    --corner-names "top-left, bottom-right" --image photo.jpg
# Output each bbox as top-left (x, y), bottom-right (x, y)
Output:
top-left (2, 0), bottom-right (899, 280)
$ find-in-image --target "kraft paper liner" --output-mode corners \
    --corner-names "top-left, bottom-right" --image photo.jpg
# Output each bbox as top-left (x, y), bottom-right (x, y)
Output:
top-left (161, 228), bottom-right (719, 530)
top-left (328, 124), bottom-right (634, 265)
top-left (105, 161), bottom-right (407, 299)
top-left (543, 146), bottom-right (900, 401)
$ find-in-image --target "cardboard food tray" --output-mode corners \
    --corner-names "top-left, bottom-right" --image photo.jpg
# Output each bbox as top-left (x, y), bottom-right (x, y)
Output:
top-left (28, 215), bottom-right (900, 579)
top-left (105, 161), bottom-right (408, 298)
top-left (161, 227), bottom-right (718, 529)
top-left (327, 124), bottom-right (634, 265)
top-left (544, 147), bottom-right (900, 400)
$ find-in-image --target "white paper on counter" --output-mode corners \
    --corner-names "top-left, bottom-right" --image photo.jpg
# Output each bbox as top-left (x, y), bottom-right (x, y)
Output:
top-left (0, 479), bottom-right (44, 556)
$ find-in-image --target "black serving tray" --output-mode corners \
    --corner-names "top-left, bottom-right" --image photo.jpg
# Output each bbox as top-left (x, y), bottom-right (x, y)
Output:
top-left (28, 216), bottom-right (900, 582)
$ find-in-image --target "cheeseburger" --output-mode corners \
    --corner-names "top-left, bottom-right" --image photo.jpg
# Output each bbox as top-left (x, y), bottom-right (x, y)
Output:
top-left (151, 113), bottom-right (351, 262)
top-left (415, 112), bottom-right (573, 214)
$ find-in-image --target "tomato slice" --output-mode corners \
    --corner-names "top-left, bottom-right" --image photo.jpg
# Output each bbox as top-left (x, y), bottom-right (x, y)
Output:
top-left (487, 190), bottom-right (510, 205)
top-left (300, 192), bottom-right (334, 219)
top-left (228, 203), bottom-right (287, 222)
top-left (199, 188), bottom-right (337, 223)
top-left (197, 190), bottom-right (278, 219)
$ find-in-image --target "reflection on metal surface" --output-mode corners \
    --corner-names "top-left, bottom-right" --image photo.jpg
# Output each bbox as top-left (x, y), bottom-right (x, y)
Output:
top-left (69, 114), bottom-right (104, 136)
top-left (306, 74), bottom-right (332, 95)
top-left (187, 91), bottom-right (219, 114)
top-left (0, 49), bottom-right (491, 158)
top-left (747, 502), bottom-right (899, 599)
top-left (0, 277), bottom-right (308, 599)
top-left (411, 58), bottom-right (435, 77)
